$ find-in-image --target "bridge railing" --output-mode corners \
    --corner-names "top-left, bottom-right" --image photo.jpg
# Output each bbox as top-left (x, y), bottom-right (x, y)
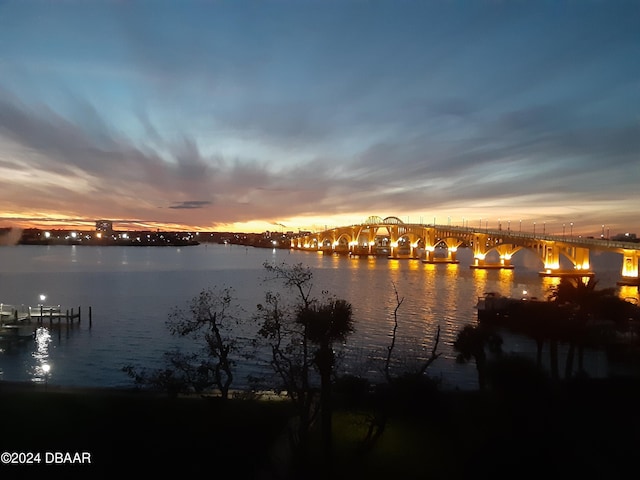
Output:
top-left (295, 223), bottom-right (640, 253)
top-left (429, 224), bottom-right (640, 251)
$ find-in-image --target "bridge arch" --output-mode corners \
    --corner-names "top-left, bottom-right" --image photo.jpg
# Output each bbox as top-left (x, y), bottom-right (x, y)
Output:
top-left (392, 232), bottom-right (425, 258)
top-left (423, 236), bottom-right (464, 263)
top-left (322, 233), bottom-right (350, 254)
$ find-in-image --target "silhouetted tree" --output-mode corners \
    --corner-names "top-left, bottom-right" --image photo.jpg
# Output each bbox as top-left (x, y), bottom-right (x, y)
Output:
top-left (124, 286), bottom-right (246, 399)
top-left (255, 261), bottom-right (354, 475)
top-left (298, 296), bottom-right (354, 467)
top-left (513, 301), bottom-right (567, 380)
top-left (358, 282), bottom-right (441, 457)
top-left (454, 323), bottom-right (503, 390)
top-left (384, 281), bottom-right (403, 383)
top-left (488, 277), bottom-right (640, 382)
top-left (165, 286), bottom-right (245, 399)
top-left (549, 277), bottom-right (623, 378)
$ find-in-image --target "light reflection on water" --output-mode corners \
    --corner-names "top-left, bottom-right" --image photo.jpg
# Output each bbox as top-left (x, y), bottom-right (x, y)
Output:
top-left (0, 243), bottom-right (637, 390)
top-left (30, 327), bottom-right (51, 383)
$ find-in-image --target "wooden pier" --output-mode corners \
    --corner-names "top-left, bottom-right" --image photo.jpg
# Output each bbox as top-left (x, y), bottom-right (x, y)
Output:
top-left (0, 303), bottom-right (92, 342)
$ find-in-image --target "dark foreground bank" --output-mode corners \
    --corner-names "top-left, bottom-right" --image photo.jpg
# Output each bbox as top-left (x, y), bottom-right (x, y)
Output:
top-left (1, 377), bottom-right (640, 479)
top-left (0, 381), bottom-right (293, 477)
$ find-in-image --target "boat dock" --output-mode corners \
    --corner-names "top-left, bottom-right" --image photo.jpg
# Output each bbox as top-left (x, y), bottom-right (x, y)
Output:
top-left (1, 303), bottom-right (90, 323)
top-left (0, 303), bottom-right (92, 342)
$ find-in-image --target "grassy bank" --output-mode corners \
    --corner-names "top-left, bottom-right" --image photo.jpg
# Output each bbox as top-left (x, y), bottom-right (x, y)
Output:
top-left (1, 378), bottom-right (640, 478)
top-left (0, 382), bottom-right (293, 477)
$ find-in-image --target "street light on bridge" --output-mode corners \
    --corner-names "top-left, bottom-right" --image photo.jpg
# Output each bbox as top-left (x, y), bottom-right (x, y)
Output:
top-left (570, 222), bottom-right (574, 238)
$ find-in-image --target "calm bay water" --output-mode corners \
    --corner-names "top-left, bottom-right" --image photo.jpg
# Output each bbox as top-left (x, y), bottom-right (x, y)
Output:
top-left (0, 243), bottom-right (637, 391)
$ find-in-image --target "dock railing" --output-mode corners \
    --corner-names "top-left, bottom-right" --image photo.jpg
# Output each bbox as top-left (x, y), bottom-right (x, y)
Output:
top-left (1, 303), bottom-right (91, 327)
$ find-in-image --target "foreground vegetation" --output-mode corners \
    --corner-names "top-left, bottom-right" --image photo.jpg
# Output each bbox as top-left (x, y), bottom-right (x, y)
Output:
top-left (116, 266), bottom-right (640, 478)
top-left (1, 374), bottom-right (640, 478)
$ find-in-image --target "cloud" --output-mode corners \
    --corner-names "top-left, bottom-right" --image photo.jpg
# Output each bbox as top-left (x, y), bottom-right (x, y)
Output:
top-left (168, 201), bottom-right (212, 210)
top-left (0, 1), bottom-right (638, 234)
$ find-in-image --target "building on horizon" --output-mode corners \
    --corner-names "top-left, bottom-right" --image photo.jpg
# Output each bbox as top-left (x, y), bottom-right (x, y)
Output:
top-left (95, 220), bottom-right (113, 235)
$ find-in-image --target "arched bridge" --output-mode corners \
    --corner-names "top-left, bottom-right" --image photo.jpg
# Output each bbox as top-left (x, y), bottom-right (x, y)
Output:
top-left (291, 216), bottom-right (640, 285)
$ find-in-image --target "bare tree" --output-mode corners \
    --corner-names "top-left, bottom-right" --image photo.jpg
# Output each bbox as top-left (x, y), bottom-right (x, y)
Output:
top-left (359, 281), bottom-right (441, 456)
top-left (166, 286), bottom-right (244, 399)
top-left (124, 286), bottom-right (246, 399)
top-left (384, 281), bottom-right (403, 383)
top-left (255, 261), bottom-right (354, 475)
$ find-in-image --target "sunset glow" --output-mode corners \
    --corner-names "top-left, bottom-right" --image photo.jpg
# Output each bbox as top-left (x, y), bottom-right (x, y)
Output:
top-left (0, 1), bottom-right (638, 236)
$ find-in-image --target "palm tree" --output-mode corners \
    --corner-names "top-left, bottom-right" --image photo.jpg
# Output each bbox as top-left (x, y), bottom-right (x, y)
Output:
top-left (259, 262), bottom-right (355, 473)
top-left (549, 277), bottom-right (606, 377)
top-left (454, 323), bottom-right (502, 390)
top-left (297, 297), bottom-right (354, 467)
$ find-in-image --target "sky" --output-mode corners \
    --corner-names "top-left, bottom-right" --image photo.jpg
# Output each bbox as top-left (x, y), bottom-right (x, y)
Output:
top-left (0, 0), bottom-right (638, 236)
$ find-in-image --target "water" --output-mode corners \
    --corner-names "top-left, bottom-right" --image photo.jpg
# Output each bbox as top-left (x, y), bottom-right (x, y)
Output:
top-left (0, 243), bottom-right (637, 391)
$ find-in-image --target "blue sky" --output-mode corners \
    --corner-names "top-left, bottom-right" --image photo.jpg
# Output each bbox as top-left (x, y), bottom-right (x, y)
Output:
top-left (0, 0), bottom-right (638, 235)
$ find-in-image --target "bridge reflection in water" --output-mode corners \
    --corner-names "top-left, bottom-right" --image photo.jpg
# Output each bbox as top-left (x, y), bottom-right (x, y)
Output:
top-left (291, 216), bottom-right (640, 286)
